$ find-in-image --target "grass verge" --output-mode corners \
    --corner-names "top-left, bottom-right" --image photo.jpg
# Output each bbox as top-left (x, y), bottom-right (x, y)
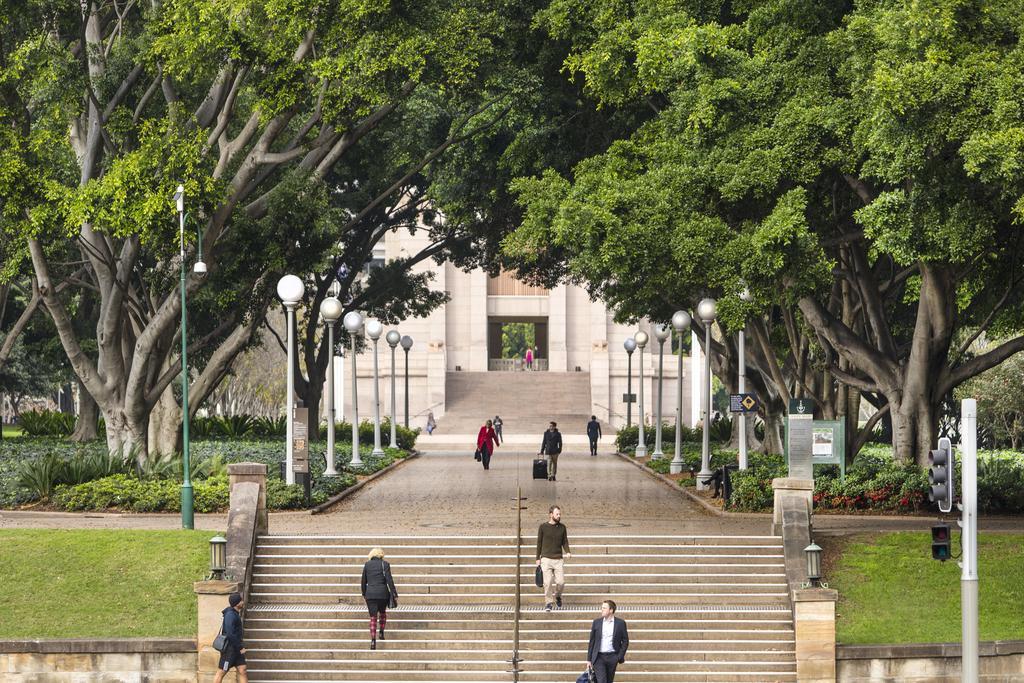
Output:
top-left (0, 529), bottom-right (209, 637)
top-left (1, 425), bottom-right (23, 438)
top-left (832, 531), bottom-right (1024, 644)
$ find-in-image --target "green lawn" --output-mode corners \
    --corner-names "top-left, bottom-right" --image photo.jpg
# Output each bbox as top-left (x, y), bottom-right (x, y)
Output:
top-left (0, 529), bottom-right (211, 637)
top-left (832, 532), bottom-right (1024, 644)
top-left (1, 425), bottom-right (23, 438)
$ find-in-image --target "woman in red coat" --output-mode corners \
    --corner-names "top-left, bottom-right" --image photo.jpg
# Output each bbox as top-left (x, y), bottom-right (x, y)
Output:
top-left (477, 419), bottom-right (499, 470)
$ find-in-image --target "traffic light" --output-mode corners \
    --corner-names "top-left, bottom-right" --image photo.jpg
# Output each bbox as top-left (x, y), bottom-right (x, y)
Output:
top-left (931, 524), bottom-right (952, 561)
top-left (928, 437), bottom-right (955, 513)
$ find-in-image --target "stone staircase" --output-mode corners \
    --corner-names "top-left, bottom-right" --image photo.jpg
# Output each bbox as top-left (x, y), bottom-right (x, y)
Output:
top-left (243, 534), bottom-right (796, 682)
top-left (439, 372), bottom-right (593, 435)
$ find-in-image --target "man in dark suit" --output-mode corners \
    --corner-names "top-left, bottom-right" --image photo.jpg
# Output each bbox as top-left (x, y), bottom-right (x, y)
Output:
top-left (586, 599), bottom-right (629, 683)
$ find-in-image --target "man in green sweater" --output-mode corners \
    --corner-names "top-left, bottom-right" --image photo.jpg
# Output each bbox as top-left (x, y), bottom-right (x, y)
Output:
top-left (535, 505), bottom-right (571, 612)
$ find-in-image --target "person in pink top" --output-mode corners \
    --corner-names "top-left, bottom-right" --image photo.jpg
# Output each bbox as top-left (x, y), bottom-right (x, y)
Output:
top-left (525, 346), bottom-right (534, 370)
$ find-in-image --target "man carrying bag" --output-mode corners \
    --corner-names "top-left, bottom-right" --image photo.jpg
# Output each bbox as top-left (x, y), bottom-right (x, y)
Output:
top-left (213, 592), bottom-right (248, 682)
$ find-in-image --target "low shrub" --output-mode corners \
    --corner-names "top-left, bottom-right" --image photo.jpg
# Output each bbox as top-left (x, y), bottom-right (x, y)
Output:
top-left (17, 410), bottom-right (75, 437)
top-left (729, 455), bottom-right (788, 511)
top-left (616, 423), bottom-right (701, 452)
top-left (53, 470), bottom-right (359, 512)
top-left (53, 474), bottom-right (229, 513)
top-left (18, 449), bottom-right (132, 501)
top-left (331, 419), bottom-right (420, 450)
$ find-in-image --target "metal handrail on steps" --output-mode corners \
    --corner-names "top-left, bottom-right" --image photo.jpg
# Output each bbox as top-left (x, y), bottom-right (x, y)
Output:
top-left (509, 485), bottom-right (523, 680)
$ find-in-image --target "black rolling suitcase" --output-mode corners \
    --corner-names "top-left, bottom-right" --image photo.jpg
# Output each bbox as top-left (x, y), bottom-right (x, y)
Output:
top-left (533, 458), bottom-right (548, 480)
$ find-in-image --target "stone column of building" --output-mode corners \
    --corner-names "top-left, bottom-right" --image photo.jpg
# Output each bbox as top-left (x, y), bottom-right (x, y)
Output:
top-left (547, 284), bottom-right (568, 372)
top-left (469, 269), bottom-right (489, 372)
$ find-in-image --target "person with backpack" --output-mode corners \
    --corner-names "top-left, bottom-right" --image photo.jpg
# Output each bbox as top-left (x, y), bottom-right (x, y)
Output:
top-left (361, 547), bottom-right (399, 650)
top-left (213, 592), bottom-right (247, 682)
top-left (493, 415), bottom-right (503, 443)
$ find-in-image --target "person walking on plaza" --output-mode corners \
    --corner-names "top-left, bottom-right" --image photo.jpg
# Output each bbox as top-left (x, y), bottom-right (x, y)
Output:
top-left (426, 410), bottom-right (436, 435)
top-left (361, 547), bottom-right (398, 650)
top-left (525, 346), bottom-right (534, 370)
top-left (493, 415), bottom-right (503, 443)
top-left (535, 504), bottom-right (571, 611)
top-left (477, 419), bottom-right (499, 470)
top-left (539, 421), bottom-right (563, 481)
top-left (586, 599), bottom-right (629, 683)
top-left (213, 592), bottom-right (247, 682)
top-left (586, 415), bottom-right (602, 456)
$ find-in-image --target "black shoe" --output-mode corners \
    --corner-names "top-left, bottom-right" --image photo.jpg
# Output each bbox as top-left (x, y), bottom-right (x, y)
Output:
top-left (556, 596), bottom-right (562, 608)
top-left (545, 603), bottom-right (553, 612)
top-left (379, 628), bottom-right (385, 640)
top-left (370, 639), bottom-right (377, 650)
top-left (552, 476), bottom-right (557, 481)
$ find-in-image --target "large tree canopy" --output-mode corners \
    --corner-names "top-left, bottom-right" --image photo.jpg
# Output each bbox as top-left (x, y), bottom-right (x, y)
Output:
top-left (0, 0), bottom-right (542, 463)
top-left (508, 0), bottom-right (1024, 464)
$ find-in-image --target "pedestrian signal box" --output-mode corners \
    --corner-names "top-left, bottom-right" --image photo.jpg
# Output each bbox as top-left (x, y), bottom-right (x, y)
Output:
top-left (931, 524), bottom-right (952, 561)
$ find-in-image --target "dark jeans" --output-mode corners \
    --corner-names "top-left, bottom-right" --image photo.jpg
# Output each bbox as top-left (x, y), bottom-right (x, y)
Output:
top-left (482, 449), bottom-right (492, 469)
top-left (589, 436), bottom-right (598, 455)
top-left (593, 652), bottom-right (619, 683)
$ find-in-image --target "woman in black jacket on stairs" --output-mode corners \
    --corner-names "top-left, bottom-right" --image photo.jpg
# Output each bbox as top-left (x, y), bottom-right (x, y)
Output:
top-left (361, 547), bottom-right (398, 650)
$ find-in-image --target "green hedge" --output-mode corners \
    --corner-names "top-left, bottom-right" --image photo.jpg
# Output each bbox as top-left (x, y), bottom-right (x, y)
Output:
top-left (53, 471), bottom-right (359, 512)
top-left (190, 415), bottom-right (420, 449)
top-left (727, 450), bottom-right (1024, 514)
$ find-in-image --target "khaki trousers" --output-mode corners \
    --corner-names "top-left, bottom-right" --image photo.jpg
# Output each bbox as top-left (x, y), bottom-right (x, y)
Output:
top-left (547, 453), bottom-right (559, 478)
top-left (540, 556), bottom-right (565, 603)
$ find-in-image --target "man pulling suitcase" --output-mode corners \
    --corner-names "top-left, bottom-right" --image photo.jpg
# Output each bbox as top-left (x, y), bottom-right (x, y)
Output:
top-left (539, 421), bottom-right (563, 482)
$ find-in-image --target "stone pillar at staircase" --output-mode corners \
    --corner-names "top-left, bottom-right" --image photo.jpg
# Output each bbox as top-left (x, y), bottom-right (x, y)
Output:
top-left (793, 587), bottom-right (839, 683)
top-left (194, 579), bottom-right (241, 682)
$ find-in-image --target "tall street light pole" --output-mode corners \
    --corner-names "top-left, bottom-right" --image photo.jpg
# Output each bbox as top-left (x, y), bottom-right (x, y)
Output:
top-left (386, 330), bottom-right (400, 448)
top-left (174, 185), bottom-right (206, 529)
top-left (343, 311), bottom-right (364, 467)
top-left (738, 286), bottom-right (753, 470)
top-left (652, 324), bottom-right (670, 460)
top-left (320, 296), bottom-right (343, 476)
top-left (624, 338), bottom-right (636, 428)
top-left (401, 335), bottom-right (413, 428)
top-left (635, 331), bottom-right (649, 458)
top-left (670, 311), bottom-right (692, 474)
top-left (696, 298), bottom-right (717, 490)
top-left (277, 274), bottom-right (305, 486)
top-left (366, 319), bottom-right (385, 457)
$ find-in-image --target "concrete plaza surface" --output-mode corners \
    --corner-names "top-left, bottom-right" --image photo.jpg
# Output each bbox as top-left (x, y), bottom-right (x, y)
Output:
top-left (2, 450), bottom-right (1020, 535)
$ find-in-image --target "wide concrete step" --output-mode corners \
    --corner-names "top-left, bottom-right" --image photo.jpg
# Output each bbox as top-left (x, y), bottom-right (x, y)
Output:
top-left (254, 562), bottom-right (785, 575)
top-left (253, 573), bottom-right (787, 586)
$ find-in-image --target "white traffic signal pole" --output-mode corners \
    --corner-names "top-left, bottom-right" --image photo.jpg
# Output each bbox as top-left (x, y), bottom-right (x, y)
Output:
top-left (960, 398), bottom-right (978, 683)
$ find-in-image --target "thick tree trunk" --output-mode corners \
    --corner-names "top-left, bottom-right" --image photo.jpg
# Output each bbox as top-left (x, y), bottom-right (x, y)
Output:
top-left (762, 400), bottom-right (785, 455)
top-left (890, 394), bottom-right (939, 467)
top-left (149, 385), bottom-right (183, 457)
top-left (103, 409), bottom-right (149, 469)
top-left (69, 380), bottom-right (99, 442)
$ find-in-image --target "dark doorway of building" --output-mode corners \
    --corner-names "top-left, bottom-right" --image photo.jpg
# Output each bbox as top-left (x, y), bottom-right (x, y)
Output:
top-left (487, 319), bottom-right (548, 370)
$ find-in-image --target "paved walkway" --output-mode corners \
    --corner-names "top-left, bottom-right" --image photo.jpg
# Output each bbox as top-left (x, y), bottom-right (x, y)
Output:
top-left (0, 452), bottom-right (765, 535)
top-left (3, 450), bottom-right (1019, 535)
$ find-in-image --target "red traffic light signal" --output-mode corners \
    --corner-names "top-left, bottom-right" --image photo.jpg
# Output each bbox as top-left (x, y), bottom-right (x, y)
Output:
top-left (931, 524), bottom-right (952, 561)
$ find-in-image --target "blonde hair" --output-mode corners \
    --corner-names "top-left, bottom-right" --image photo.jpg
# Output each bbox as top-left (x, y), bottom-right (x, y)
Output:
top-left (368, 547), bottom-right (385, 560)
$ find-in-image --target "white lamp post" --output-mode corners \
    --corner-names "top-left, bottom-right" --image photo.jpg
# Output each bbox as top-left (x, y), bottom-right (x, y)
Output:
top-left (366, 319), bottom-right (385, 457)
top-left (624, 337), bottom-right (637, 428)
top-left (738, 286), bottom-right (753, 470)
top-left (670, 311), bottom-right (691, 474)
top-left (276, 274), bottom-right (305, 485)
top-left (634, 330), bottom-right (649, 458)
top-left (652, 324), bottom-right (670, 459)
top-left (320, 296), bottom-right (343, 476)
top-left (386, 330), bottom-right (401, 448)
top-left (343, 311), bottom-right (364, 467)
top-left (401, 335), bottom-right (413, 428)
top-left (696, 298), bottom-right (717, 489)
